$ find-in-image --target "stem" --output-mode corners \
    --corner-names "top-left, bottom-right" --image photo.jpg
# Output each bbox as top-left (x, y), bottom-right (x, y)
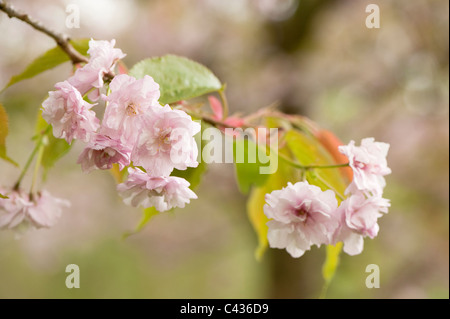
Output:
top-left (319, 281), bottom-right (330, 299)
top-left (218, 87), bottom-right (229, 120)
top-left (13, 125), bottom-right (50, 191)
top-left (13, 141), bottom-right (40, 191)
top-left (278, 151), bottom-right (349, 170)
top-left (185, 110), bottom-right (252, 129)
top-left (0, 0), bottom-right (88, 64)
top-left (30, 136), bottom-right (46, 197)
top-left (105, 86), bottom-right (111, 107)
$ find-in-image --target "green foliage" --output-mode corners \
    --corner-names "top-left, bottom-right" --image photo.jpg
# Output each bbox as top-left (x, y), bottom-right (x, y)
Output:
top-left (129, 55), bottom-right (223, 104)
top-left (0, 193), bottom-right (9, 199)
top-left (2, 39), bottom-right (90, 91)
top-left (322, 243), bottom-right (343, 283)
top-left (0, 103), bottom-right (17, 166)
top-left (35, 110), bottom-right (72, 179)
top-left (246, 146), bottom-right (294, 260)
top-left (172, 161), bottom-right (207, 191)
top-left (284, 129), bottom-right (347, 196)
top-left (122, 207), bottom-right (159, 240)
top-left (247, 186), bottom-right (269, 261)
top-left (233, 138), bottom-right (271, 194)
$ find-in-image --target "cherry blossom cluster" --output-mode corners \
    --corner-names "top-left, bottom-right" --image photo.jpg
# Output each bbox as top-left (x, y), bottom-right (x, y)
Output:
top-left (42, 39), bottom-right (199, 213)
top-left (264, 138), bottom-right (391, 257)
top-left (0, 39), bottom-right (201, 233)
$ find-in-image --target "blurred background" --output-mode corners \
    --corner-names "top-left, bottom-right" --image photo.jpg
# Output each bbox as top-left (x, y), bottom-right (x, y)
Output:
top-left (0, 0), bottom-right (448, 298)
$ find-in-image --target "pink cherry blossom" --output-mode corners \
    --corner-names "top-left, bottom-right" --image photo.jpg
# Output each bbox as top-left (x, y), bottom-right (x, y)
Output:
top-left (263, 181), bottom-right (339, 258)
top-left (117, 168), bottom-right (197, 212)
top-left (0, 189), bottom-right (32, 230)
top-left (131, 105), bottom-right (200, 177)
top-left (77, 134), bottom-right (131, 173)
top-left (0, 188), bottom-right (69, 230)
top-left (339, 138), bottom-right (391, 196)
top-left (333, 193), bottom-right (390, 256)
top-left (42, 81), bottom-right (100, 144)
top-left (27, 190), bottom-right (71, 228)
top-left (101, 74), bottom-right (161, 145)
top-left (68, 39), bottom-right (126, 95)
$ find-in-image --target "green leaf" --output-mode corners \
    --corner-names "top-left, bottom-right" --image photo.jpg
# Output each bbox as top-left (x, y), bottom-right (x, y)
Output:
top-left (284, 129), bottom-right (347, 196)
top-left (35, 110), bottom-right (72, 179)
top-left (122, 207), bottom-right (159, 239)
top-left (0, 193), bottom-right (9, 199)
top-left (129, 55), bottom-right (222, 104)
top-left (233, 138), bottom-right (271, 194)
top-left (322, 243), bottom-right (342, 283)
top-left (321, 243), bottom-right (343, 298)
top-left (247, 186), bottom-right (269, 261)
top-left (247, 148), bottom-right (294, 260)
top-left (0, 103), bottom-right (18, 166)
top-left (172, 161), bottom-right (207, 190)
top-left (2, 39), bottom-right (90, 91)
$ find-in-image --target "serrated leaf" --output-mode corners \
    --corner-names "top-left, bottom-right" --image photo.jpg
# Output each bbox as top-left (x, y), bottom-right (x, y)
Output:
top-left (233, 138), bottom-right (271, 194)
top-left (0, 103), bottom-right (18, 166)
top-left (35, 110), bottom-right (72, 178)
top-left (129, 55), bottom-right (222, 104)
top-left (2, 39), bottom-right (90, 91)
top-left (122, 207), bottom-right (159, 239)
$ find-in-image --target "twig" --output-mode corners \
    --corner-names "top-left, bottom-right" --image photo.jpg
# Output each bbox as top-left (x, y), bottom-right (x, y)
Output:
top-left (0, 0), bottom-right (88, 64)
top-left (185, 110), bottom-right (253, 130)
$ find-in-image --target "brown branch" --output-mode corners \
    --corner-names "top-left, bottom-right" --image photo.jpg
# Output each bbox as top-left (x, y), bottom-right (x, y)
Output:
top-left (0, 0), bottom-right (88, 64)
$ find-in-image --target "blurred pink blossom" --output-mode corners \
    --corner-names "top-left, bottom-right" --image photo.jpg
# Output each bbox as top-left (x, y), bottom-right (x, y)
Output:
top-left (0, 188), bottom-right (69, 231)
top-left (0, 188), bottom-right (31, 230)
top-left (27, 190), bottom-right (71, 228)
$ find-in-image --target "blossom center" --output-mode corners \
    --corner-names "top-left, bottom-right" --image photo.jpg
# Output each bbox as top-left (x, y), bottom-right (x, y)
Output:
top-left (295, 208), bottom-right (307, 217)
top-left (153, 127), bottom-right (172, 153)
top-left (158, 128), bottom-right (172, 144)
top-left (293, 200), bottom-right (312, 222)
top-left (126, 103), bottom-right (139, 116)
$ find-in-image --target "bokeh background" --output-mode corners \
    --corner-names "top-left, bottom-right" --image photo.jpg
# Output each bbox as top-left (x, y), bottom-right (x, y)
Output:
top-left (0, 0), bottom-right (448, 299)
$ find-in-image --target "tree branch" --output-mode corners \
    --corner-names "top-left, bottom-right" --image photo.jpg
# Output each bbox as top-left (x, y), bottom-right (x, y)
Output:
top-left (0, 0), bottom-right (88, 64)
